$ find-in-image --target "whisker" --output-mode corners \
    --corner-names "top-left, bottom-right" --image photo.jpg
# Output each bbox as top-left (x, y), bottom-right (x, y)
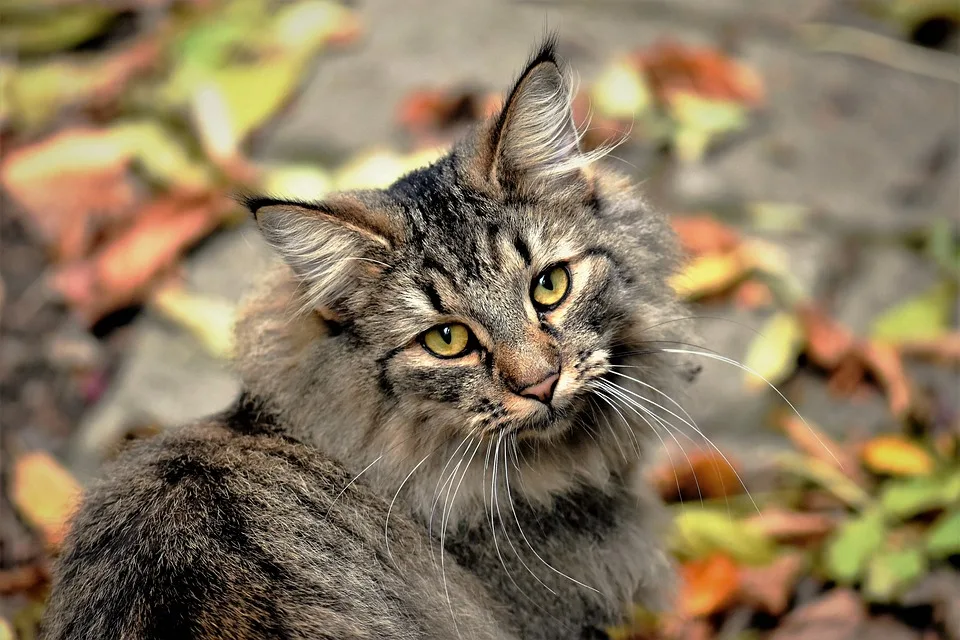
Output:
top-left (385, 451), bottom-right (433, 564)
top-left (324, 454), bottom-right (383, 519)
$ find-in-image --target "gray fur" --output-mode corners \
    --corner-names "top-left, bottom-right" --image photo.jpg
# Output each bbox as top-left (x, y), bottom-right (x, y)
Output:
top-left (43, 40), bottom-right (697, 640)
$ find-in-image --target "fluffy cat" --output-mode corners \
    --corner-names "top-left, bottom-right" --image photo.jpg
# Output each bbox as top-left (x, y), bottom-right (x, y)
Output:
top-left (42, 39), bottom-right (700, 640)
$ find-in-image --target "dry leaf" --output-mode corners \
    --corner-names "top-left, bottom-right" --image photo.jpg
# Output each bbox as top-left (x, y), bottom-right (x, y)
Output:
top-left (857, 342), bottom-right (913, 418)
top-left (0, 563), bottom-right (48, 596)
top-left (51, 193), bottom-right (230, 323)
top-left (738, 552), bottom-right (805, 615)
top-left (743, 311), bottom-right (804, 391)
top-left (397, 88), bottom-right (492, 135)
top-left (636, 39), bottom-right (765, 108)
top-left (898, 333), bottom-right (960, 363)
top-left (745, 508), bottom-right (836, 542)
top-left (670, 215), bottom-right (740, 256)
top-left (679, 553), bottom-right (740, 617)
top-left (151, 284), bottom-right (237, 359)
top-left (11, 451), bottom-right (82, 548)
top-left (590, 57), bottom-right (652, 119)
top-left (797, 304), bottom-right (855, 369)
top-left (733, 280), bottom-right (773, 310)
top-left (861, 435), bottom-right (934, 477)
top-left (779, 416), bottom-right (861, 481)
top-left (0, 127), bottom-right (139, 260)
top-left (771, 589), bottom-right (865, 640)
top-left (670, 250), bottom-right (750, 299)
top-left (650, 449), bottom-right (744, 502)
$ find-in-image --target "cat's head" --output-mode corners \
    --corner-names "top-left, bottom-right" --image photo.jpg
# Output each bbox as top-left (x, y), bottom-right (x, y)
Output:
top-left (240, 40), bottom-right (695, 494)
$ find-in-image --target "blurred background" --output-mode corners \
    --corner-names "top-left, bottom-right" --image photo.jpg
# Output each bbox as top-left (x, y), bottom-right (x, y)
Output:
top-left (0, 0), bottom-right (957, 638)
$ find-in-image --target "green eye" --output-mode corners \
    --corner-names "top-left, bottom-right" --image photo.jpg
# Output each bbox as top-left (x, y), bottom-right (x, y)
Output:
top-left (421, 323), bottom-right (472, 358)
top-left (531, 265), bottom-right (570, 310)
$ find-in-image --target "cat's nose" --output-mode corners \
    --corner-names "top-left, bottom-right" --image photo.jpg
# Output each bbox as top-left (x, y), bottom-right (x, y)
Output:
top-left (519, 372), bottom-right (559, 404)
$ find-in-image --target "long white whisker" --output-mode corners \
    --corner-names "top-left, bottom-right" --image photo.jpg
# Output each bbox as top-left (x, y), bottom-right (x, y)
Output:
top-left (324, 454), bottom-right (383, 518)
top-left (385, 451), bottom-right (432, 563)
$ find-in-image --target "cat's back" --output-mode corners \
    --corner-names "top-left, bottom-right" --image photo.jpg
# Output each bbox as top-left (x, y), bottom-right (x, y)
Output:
top-left (42, 403), bottom-right (508, 640)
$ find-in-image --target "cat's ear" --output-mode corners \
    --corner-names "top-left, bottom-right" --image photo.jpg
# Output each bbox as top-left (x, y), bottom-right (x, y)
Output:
top-left (484, 40), bottom-right (587, 196)
top-left (244, 195), bottom-right (401, 311)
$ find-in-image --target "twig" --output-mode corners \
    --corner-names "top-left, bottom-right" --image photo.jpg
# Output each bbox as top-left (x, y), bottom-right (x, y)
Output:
top-left (801, 23), bottom-right (960, 84)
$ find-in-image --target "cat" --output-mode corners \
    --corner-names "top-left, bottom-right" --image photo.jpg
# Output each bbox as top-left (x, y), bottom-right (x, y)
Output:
top-left (42, 38), bottom-right (701, 640)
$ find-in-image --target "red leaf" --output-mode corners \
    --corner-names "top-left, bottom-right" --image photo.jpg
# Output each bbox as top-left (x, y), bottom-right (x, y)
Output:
top-left (670, 215), bottom-right (740, 256)
top-left (745, 508), bottom-right (836, 543)
top-left (635, 39), bottom-right (765, 108)
top-left (679, 553), bottom-right (741, 617)
top-left (738, 552), bottom-right (805, 615)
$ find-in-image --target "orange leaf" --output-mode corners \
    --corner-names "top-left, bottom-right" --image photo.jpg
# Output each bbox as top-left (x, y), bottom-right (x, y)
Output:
top-left (636, 39), bottom-right (765, 108)
top-left (897, 332), bottom-right (960, 363)
top-left (670, 215), bottom-right (740, 256)
top-left (679, 553), bottom-right (740, 617)
top-left (11, 451), bottom-right (82, 548)
top-left (861, 435), bottom-right (934, 477)
top-left (857, 342), bottom-right (912, 418)
top-left (0, 128), bottom-right (139, 260)
top-left (738, 552), bottom-right (805, 615)
top-left (733, 279), bottom-right (773, 310)
top-left (51, 193), bottom-right (229, 323)
top-left (745, 508), bottom-right (836, 542)
top-left (796, 304), bottom-right (855, 369)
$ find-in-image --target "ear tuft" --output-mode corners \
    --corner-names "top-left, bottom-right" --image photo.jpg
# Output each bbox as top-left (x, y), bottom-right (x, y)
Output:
top-left (487, 38), bottom-right (587, 194)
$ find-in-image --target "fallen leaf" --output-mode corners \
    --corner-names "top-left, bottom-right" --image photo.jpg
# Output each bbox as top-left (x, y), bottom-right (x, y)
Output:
top-left (679, 553), bottom-right (740, 617)
top-left (777, 452), bottom-right (871, 508)
top-left (0, 127), bottom-right (140, 260)
top-left (870, 283), bottom-right (956, 343)
top-left (0, 6), bottom-right (116, 55)
top-left (151, 285), bottom-right (237, 359)
top-left (670, 215), bottom-right (740, 256)
top-left (51, 193), bottom-right (231, 323)
top-left (779, 416), bottom-right (860, 480)
top-left (0, 617), bottom-right (11, 640)
top-left (742, 311), bottom-right (804, 391)
top-left (6, 37), bottom-right (161, 130)
top-left (861, 435), bottom-right (935, 477)
top-left (650, 449), bottom-right (744, 502)
top-left (796, 304), bottom-right (855, 369)
top-left (270, 0), bottom-right (362, 52)
top-left (397, 88), bottom-right (490, 135)
top-left (335, 147), bottom-right (446, 191)
top-left (636, 39), bottom-right (765, 108)
top-left (880, 470), bottom-right (960, 519)
top-left (770, 589), bottom-right (865, 640)
top-left (733, 280), bottom-right (773, 310)
top-left (670, 93), bottom-right (748, 163)
top-left (670, 249), bottom-right (750, 299)
top-left (745, 508), bottom-right (836, 542)
top-left (856, 341), bottom-right (913, 418)
top-left (0, 563), bottom-right (48, 596)
top-left (672, 509), bottom-right (776, 565)
top-left (865, 547), bottom-right (927, 603)
top-left (590, 57), bottom-right (652, 120)
top-left (261, 163), bottom-right (334, 201)
top-left (738, 551), bottom-right (805, 615)
top-left (897, 332), bottom-right (960, 363)
top-left (926, 510), bottom-right (960, 558)
top-left (11, 451), bottom-right (82, 548)
top-left (824, 508), bottom-right (887, 584)
top-left (748, 202), bottom-right (811, 232)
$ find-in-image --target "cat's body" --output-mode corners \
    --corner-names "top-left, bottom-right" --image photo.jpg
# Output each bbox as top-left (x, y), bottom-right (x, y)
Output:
top-left (43, 40), bottom-right (698, 639)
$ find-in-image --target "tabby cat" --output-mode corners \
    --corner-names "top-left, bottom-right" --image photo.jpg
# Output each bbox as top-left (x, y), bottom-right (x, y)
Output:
top-left (42, 39), bottom-right (701, 639)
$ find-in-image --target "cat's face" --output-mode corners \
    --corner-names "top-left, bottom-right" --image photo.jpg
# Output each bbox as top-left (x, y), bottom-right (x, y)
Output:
top-left (246, 42), bottom-right (687, 449)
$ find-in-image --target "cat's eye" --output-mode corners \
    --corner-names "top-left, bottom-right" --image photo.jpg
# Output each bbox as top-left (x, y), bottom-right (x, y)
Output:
top-left (531, 264), bottom-right (570, 310)
top-left (421, 323), bottom-right (473, 358)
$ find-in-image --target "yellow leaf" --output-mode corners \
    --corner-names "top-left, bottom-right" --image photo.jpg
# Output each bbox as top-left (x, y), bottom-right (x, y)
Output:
top-left (152, 286), bottom-right (237, 360)
top-left (590, 58), bottom-right (651, 120)
top-left (670, 251), bottom-right (749, 299)
top-left (742, 311), bottom-right (804, 390)
top-left (0, 617), bottom-right (13, 640)
top-left (11, 451), bottom-right (82, 547)
top-left (262, 164), bottom-right (334, 201)
top-left (862, 436), bottom-right (935, 477)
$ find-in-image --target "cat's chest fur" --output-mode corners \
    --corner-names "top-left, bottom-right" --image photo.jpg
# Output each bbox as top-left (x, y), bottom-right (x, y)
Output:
top-left (439, 480), bottom-right (672, 639)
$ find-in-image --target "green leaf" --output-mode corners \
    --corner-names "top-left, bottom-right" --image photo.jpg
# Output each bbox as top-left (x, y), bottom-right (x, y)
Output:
top-left (824, 508), bottom-right (886, 583)
top-left (671, 509), bottom-right (777, 565)
top-left (926, 510), bottom-right (960, 558)
top-left (0, 7), bottom-right (115, 55)
top-left (864, 547), bottom-right (927, 603)
top-left (870, 282), bottom-right (956, 343)
top-left (669, 95), bottom-right (747, 164)
top-left (112, 122), bottom-right (213, 192)
top-left (261, 164), bottom-right (334, 201)
top-left (742, 311), bottom-right (804, 391)
top-left (880, 470), bottom-right (960, 520)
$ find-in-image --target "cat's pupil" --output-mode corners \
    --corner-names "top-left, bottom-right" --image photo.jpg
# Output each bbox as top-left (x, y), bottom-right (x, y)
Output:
top-left (539, 273), bottom-right (554, 291)
top-left (440, 326), bottom-right (452, 343)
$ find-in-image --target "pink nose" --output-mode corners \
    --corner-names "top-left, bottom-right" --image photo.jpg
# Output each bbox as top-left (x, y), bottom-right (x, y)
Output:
top-left (519, 373), bottom-right (559, 404)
